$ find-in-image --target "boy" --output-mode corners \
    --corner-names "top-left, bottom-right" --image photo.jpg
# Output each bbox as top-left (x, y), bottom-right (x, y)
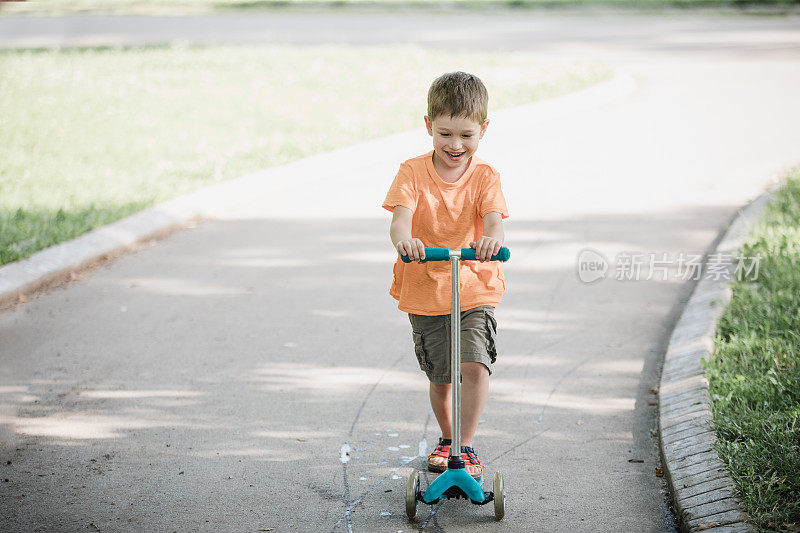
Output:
top-left (382, 71), bottom-right (509, 480)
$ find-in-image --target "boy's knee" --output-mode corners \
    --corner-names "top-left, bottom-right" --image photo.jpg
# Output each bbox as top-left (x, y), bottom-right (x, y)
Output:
top-left (461, 361), bottom-right (489, 382)
top-left (430, 382), bottom-right (451, 394)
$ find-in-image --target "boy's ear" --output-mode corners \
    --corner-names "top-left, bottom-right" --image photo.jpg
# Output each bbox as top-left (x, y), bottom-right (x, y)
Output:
top-left (479, 119), bottom-right (490, 139)
top-left (424, 115), bottom-right (433, 136)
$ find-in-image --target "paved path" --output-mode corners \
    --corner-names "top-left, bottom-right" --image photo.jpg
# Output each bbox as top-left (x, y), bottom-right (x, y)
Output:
top-left (2, 10), bottom-right (800, 533)
top-left (1, 9), bottom-right (799, 55)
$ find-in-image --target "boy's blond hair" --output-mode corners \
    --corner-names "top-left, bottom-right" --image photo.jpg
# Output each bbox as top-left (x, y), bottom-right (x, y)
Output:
top-left (427, 71), bottom-right (488, 124)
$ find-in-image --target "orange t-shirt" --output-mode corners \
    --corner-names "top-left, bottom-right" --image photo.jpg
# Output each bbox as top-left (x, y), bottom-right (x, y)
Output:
top-left (382, 151), bottom-right (510, 316)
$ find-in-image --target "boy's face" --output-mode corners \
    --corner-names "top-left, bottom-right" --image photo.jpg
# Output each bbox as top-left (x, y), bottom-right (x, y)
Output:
top-left (424, 114), bottom-right (489, 172)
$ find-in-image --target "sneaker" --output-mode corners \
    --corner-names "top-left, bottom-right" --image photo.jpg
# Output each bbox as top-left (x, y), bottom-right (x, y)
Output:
top-left (426, 437), bottom-right (451, 473)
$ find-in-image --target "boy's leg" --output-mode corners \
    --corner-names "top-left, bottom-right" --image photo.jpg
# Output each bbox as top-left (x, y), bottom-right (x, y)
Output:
top-left (428, 382), bottom-right (451, 470)
top-left (429, 363), bottom-right (489, 446)
top-left (460, 361), bottom-right (489, 447)
top-left (459, 307), bottom-right (495, 449)
top-left (429, 382), bottom-right (452, 440)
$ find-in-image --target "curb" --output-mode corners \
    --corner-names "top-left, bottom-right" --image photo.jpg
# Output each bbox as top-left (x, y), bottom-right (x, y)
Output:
top-left (0, 71), bottom-right (636, 311)
top-left (657, 187), bottom-right (778, 533)
top-left (0, 152), bottom-right (324, 310)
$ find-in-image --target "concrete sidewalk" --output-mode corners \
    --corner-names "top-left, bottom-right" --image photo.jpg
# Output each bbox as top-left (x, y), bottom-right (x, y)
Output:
top-left (3, 11), bottom-right (800, 533)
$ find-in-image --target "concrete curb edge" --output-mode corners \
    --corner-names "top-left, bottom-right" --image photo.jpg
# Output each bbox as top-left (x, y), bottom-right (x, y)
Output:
top-left (657, 187), bottom-right (779, 533)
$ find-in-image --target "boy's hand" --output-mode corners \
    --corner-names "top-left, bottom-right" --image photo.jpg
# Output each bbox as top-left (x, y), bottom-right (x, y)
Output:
top-left (470, 236), bottom-right (502, 262)
top-left (397, 238), bottom-right (426, 262)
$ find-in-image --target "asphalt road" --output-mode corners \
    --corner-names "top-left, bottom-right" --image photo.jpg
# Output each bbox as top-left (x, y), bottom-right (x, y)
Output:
top-left (2, 9), bottom-right (800, 533)
top-left (1, 9), bottom-right (800, 58)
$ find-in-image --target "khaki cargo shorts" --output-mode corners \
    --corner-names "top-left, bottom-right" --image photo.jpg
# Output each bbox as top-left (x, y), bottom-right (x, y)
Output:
top-left (408, 305), bottom-right (498, 384)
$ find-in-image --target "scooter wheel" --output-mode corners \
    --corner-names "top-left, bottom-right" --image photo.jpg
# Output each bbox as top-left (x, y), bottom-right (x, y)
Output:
top-left (405, 469), bottom-right (420, 520)
top-left (493, 471), bottom-right (506, 521)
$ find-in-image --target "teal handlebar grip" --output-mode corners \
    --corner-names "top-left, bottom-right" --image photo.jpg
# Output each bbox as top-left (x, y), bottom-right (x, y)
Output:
top-left (400, 246), bottom-right (510, 263)
top-left (460, 246), bottom-right (510, 262)
top-left (400, 247), bottom-right (450, 263)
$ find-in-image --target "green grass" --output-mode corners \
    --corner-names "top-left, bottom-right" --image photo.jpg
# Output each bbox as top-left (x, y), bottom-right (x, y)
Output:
top-left (0, 44), bottom-right (611, 265)
top-left (2, 0), bottom-right (798, 16)
top-left (703, 167), bottom-right (800, 533)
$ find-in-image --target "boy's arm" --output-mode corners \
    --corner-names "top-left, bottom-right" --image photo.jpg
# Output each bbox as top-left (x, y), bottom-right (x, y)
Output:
top-left (390, 206), bottom-right (426, 262)
top-left (470, 211), bottom-right (505, 262)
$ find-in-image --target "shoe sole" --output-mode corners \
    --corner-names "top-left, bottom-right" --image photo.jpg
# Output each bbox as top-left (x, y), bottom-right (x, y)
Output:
top-left (427, 461), bottom-right (447, 473)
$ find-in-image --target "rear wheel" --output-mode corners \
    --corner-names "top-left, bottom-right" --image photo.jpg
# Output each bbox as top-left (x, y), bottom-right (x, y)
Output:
top-left (493, 471), bottom-right (505, 521)
top-left (405, 469), bottom-right (419, 520)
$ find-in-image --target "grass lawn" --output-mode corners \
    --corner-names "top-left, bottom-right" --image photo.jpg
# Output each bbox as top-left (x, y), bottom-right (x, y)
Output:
top-left (0, 45), bottom-right (610, 266)
top-left (704, 167), bottom-right (800, 532)
top-left (2, 0), bottom-right (798, 16)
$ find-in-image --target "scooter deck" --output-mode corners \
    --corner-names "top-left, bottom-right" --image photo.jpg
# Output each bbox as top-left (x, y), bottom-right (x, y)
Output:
top-left (422, 468), bottom-right (487, 504)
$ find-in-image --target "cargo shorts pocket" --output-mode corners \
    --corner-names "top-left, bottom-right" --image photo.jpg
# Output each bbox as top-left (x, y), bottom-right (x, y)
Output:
top-left (484, 308), bottom-right (498, 364)
top-left (412, 329), bottom-right (432, 372)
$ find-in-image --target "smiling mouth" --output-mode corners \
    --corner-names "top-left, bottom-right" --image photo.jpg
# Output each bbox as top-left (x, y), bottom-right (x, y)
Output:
top-left (445, 150), bottom-right (466, 159)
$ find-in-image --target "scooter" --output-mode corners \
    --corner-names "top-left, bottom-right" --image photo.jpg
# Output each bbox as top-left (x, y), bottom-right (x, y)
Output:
top-left (400, 246), bottom-right (510, 522)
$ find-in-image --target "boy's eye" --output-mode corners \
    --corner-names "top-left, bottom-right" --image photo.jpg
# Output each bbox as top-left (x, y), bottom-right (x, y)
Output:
top-left (439, 133), bottom-right (451, 137)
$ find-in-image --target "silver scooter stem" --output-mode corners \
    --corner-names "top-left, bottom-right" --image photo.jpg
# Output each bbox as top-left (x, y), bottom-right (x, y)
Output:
top-left (449, 254), bottom-right (462, 465)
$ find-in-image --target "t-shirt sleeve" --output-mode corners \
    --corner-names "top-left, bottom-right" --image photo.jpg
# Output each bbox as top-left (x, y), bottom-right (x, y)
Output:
top-left (478, 170), bottom-right (510, 219)
top-left (382, 163), bottom-right (417, 213)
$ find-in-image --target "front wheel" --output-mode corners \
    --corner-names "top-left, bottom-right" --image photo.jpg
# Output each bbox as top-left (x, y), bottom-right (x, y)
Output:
top-left (493, 471), bottom-right (505, 521)
top-left (405, 469), bottom-right (419, 520)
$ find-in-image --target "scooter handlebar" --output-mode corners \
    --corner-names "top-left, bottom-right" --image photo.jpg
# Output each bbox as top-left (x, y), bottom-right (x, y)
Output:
top-left (400, 246), bottom-right (510, 263)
